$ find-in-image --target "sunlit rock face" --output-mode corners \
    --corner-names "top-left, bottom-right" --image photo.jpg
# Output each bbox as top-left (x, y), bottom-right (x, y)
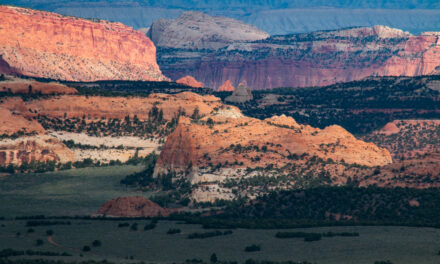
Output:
top-left (176, 76), bottom-right (204, 88)
top-left (0, 6), bottom-right (167, 82)
top-left (155, 110), bottom-right (392, 177)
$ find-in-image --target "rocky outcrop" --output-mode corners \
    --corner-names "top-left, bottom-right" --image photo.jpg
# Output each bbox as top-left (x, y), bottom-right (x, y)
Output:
top-left (97, 196), bottom-right (174, 217)
top-left (147, 11), bottom-right (269, 50)
top-left (154, 110), bottom-right (392, 202)
top-left (176, 76), bottom-right (204, 88)
top-left (155, 112), bottom-right (392, 176)
top-left (0, 6), bottom-right (167, 82)
top-left (157, 25), bottom-right (440, 90)
top-left (218, 80), bottom-right (235, 92)
top-left (0, 135), bottom-right (74, 166)
top-left (225, 83), bottom-right (253, 103)
top-left (0, 76), bottom-right (77, 95)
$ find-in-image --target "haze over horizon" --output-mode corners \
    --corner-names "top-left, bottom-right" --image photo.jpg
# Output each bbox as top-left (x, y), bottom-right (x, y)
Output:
top-left (3, 0), bottom-right (440, 34)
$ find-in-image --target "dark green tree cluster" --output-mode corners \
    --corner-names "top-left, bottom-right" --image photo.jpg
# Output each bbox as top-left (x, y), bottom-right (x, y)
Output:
top-left (187, 230), bottom-right (233, 239)
top-left (120, 153), bottom-right (158, 187)
top-left (181, 186), bottom-right (440, 229)
top-left (244, 244), bottom-right (261, 252)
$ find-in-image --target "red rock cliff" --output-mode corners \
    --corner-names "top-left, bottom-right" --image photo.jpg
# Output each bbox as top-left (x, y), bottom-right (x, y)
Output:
top-left (159, 26), bottom-right (440, 90)
top-left (0, 6), bottom-right (167, 82)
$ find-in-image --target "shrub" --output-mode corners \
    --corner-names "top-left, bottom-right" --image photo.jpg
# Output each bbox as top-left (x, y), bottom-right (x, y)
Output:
top-left (92, 240), bottom-right (102, 247)
top-left (210, 253), bottom-right (218, 263)
top-left (144, 222), bottom-right (156, 230)
top-left (373, 167), bottom-right (381, 175)
top-left (275, 231), bottom-right (322, 241)
top-left (118, 222), bottom-right (130, 228)
top-left (303, 233), bottom-right (322, 242)
top-left (244, 244), bottom-right (261, 252)
top-left (130, 223), bottom-right (138, 231)
top-left (82, 245), bottom-right (91, 252)
top-left (187, 230), bottom-right (232, 239)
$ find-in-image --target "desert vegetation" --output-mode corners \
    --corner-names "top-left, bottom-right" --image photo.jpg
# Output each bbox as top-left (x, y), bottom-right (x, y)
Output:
top-left (232, 76), bottom-right (440, 135)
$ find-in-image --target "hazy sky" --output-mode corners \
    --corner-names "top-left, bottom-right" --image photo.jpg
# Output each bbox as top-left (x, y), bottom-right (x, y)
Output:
top-left (3, 0), bottom-right (440, 35)
top-left (4, 0), bottom-right (440, 10)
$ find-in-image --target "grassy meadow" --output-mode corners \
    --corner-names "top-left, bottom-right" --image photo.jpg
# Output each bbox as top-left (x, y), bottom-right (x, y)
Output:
top-left (1, 220), bottom-right (440, 264)
top-left (0, 165), bottom-right (146, 217)
top-left (2, 166), bottom-right (440, 263)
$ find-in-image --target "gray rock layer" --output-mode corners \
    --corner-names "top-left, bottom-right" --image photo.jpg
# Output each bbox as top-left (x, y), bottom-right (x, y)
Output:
top-left (147, 11), bottom-right (269, 50)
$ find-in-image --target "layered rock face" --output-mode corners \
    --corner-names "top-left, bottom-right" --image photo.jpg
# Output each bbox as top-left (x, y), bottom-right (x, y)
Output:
top-left (157, 24), bottom-right (440, 90)
top-left (0, 92), bottom-right (224, 167)
top-left (0, 6), bottom-right (167, 82)
top-left (97, 196), bottom-right (173, 217)
top-left (0, 135), bottom-right (74, 166)
top-left (0, 92), bottom-right (222, 121)
top-left (147, 11), bottom-right (269, 50)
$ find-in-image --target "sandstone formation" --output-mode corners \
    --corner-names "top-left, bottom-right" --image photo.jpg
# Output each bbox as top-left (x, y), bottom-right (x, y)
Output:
top-left (0, 92), bottom-right (223, 121)
top-left (147, 11), bottom-right (269, 50)
top-left (225, 83), bottom-right (253, 103)
top-left (0, 6), bottom-right (167, 82)
top-left (362, 119), bottom-right (440, 159)
top-left (176, 76), bottom-right (204, 88)
top-left (218, 80), bottom-right (235, 92)
top-left (0, 135), bottom-right (74, 166)
top-left (0, 107), bottom-right (45, 136)
top-left (0, 92), bottom-right (224, 166)
top-left (154, 110), bottom-right (392, 202)
top-left (157, 25), bottom-right (440, 90)
top-left (97, 196), bottom-right (173, 217)
top-left (155, 112), bottom-right (392, 175)
top-left (0, 76), bottom-right (77, 95)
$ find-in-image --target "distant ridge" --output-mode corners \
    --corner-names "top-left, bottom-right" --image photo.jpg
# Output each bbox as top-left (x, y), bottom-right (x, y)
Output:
top-left (156, 23), bottom-right (440, 90)
top-left (3, 1), bottom-right (440, 35)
